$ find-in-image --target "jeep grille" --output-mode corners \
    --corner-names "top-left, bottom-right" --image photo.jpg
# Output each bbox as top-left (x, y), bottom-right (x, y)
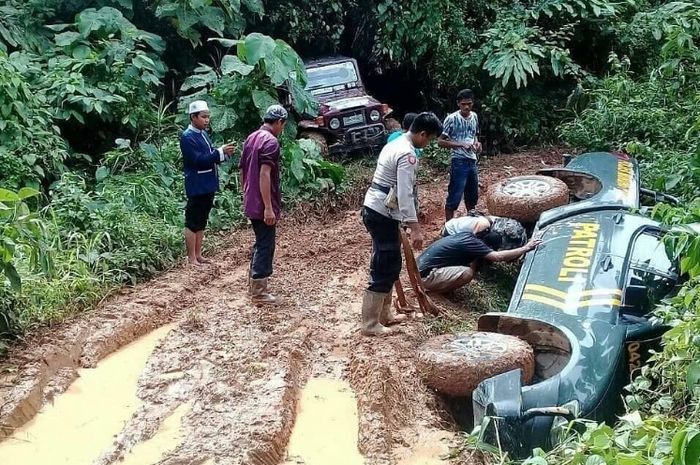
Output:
top-left (341, 110), bottom-right (366, 128)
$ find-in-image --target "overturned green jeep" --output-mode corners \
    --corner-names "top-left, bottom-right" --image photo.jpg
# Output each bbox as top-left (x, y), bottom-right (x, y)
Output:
top-left (473, 152), bottom-right (682, 457)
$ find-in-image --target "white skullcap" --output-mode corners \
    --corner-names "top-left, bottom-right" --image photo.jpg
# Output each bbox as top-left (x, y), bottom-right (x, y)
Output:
top-left (188, 100), bottom-right (210, 114)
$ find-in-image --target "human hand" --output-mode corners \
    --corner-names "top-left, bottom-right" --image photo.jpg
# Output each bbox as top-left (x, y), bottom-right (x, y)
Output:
top-left (264, 206), bottom-right (276, 226)
top-left (411, 230), bottom-right (424, 250)
top-left (526, 238), bottom-right (543, 252)
top-left (462, 141), bottom-right (474, 150)
top-left (222, 143), bottom-right (236, 156)
top-left (473, 141), bottom-right (482, 153)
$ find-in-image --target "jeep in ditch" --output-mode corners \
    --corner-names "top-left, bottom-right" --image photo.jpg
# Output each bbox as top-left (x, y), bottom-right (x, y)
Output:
top-left (471, 152), bottom-right (683, 457)
top-left (297, 56), bottom-right (395, 155)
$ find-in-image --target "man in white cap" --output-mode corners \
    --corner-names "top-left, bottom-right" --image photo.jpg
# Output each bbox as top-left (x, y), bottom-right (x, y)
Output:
top-left (180, 100), bottom-right (235, 266)
top-left (239, 104), bottom-right (288, 304)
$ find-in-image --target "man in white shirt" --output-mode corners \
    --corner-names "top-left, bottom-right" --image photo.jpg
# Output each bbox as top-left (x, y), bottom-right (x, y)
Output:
top-left (360, 112), bottom-right (443, 336)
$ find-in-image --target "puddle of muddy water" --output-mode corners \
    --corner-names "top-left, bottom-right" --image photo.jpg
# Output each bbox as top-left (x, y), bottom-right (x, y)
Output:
top-left (119, 401), bottom-right (192, 465)
top-left (0, 324), bottom-right (174, 465)
top-left (283, 378), bottom-right (365, 465)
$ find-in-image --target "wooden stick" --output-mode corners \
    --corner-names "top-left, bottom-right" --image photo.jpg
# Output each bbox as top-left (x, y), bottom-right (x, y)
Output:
top-left (400, 230), bottom-right (440, 315)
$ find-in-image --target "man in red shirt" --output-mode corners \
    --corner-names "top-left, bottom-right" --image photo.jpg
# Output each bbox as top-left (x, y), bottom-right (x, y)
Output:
top-left (239, 105), bottom-right (288, 304)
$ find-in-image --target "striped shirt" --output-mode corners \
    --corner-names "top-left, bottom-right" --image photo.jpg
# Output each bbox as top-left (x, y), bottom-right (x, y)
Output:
top-left (442, 111), bottom-right (479, 160)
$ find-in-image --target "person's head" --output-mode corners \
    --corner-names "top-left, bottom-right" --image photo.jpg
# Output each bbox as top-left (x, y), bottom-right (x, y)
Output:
top-left (263, 104), bottom-right (289, 137)
top-left (490, 217), bottom-right (527, 250)
top-left (477, 229), bottom-right (503, 250)
top-left (408, 112), bottom-right (443, 148)
top-left (456, 88), bottom-right (475, 117)
top-left (402, 112), bottom-right (418, 131)
top-left (188, 100), bottom-right (211, 130)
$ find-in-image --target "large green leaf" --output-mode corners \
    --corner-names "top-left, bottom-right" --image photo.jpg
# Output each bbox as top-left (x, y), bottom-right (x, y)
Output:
top-left (244, 33), bottom-right (276, 66)
top-left (688, 361), bottom-right (700, 393)
top-left (17, 187), bottom-right (39, 200)
top-left (54, 31), bottom-right (81, 47)
top-left (2, 262), bottom-right (21, 291)
top-left (0, 189), bottom-right (20, 203)
top-left (251, 90), bottom-right (279, 117)
top-left (220, 55), bottom-right (254, 76)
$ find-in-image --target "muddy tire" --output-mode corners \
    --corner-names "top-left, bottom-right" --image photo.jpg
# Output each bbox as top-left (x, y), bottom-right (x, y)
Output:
top-left (384, 117), bottom-right (401, 131)
top-left (486, 175), bottom-right (569, 223)
top-left (416, 332), bottom-right (535, 397)
top-left (299, 131), bottom-right (329, 156)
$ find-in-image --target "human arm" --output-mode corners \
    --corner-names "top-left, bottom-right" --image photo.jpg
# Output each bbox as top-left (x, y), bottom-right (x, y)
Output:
top-left (181, 134), bottom-right (234, 169)
top-left (396, 154), bottom-right (422, 248)
top-left (259, 164), bottom-right (275, 225)
top-left (484, 238), bottom-right (542, 262)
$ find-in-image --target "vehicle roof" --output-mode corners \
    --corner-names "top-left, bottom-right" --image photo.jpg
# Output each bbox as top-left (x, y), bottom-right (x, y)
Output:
top-left (509, 210), bottom-right (666, 325)
top-left (537, 152), bottom-right (640, 227)
top-left (304, 55), bottom-right (357, 67)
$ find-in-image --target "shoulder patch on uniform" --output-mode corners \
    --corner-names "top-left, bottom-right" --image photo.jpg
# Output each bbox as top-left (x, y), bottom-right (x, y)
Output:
top-left (408, 155), bottom-right (417, 165)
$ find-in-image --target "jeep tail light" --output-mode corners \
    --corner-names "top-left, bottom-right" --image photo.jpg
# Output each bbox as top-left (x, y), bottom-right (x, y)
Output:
top-left (380, 104), bottom-right (392, 115)
top-left (314, 116), bottom-right (325, 126)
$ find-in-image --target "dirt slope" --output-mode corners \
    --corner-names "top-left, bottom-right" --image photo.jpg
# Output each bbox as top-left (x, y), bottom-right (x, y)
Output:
top-left (0, 149), bottom-right (563, 465)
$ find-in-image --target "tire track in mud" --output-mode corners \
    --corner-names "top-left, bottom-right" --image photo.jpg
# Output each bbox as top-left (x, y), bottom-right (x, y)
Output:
top-left (0, 150), bottom-right (564, 465)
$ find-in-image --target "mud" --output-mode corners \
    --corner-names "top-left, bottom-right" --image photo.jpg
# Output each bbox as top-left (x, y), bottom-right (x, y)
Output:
top-left (0, 149), bottom-right (564, 465)
top-left (415, 332), bottom-right (535, 397)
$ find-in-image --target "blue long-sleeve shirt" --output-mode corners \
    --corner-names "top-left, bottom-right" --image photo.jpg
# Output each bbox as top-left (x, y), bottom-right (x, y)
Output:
top-left (180, 124), bottom-right (227, 197)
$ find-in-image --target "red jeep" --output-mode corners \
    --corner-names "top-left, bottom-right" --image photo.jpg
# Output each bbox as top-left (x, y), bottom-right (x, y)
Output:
top-left (297, 56), bottom-right (397, 155)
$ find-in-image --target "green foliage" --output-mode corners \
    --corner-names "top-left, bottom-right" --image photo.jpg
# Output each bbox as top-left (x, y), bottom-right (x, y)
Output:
top-left (181, 32), bottom-right (316, 136)
top-left (45, 7), bottom-right (166, 128)
top-left (281, 139), bottom-right (345, 200)
top-left (0, 51), bottom-right (70, 190)
top-left (0, 187), bottom-right (51, 291)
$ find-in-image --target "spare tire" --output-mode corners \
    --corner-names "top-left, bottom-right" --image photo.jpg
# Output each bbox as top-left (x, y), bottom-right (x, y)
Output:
top-left (487, 175), bottom-right (569, 223)
top-left (416, 332), bottom-right (534, 397)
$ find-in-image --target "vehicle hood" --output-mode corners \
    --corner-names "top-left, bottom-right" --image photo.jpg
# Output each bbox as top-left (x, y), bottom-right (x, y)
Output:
top-left (512, 211), bottom-right (662, 324)
top-left (312, 88), bottom-right (381, 110)
top-left (537, 152), bottom-right (640, 227)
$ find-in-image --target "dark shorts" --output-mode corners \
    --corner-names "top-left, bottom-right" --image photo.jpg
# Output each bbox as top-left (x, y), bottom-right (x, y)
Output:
top-left (185, 193), bottom-right (215, 232)
top-left (446, 158), bottom-right (479, 211)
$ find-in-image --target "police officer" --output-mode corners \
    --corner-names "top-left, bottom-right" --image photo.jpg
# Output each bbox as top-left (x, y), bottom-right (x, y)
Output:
top-left (180, 100), bottom-right (235, 266)
top-left (361, 112), bottom-right (443, 336)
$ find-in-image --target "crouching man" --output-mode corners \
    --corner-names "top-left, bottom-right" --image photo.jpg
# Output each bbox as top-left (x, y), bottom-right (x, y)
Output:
top-left (360, 112), bottom-right (443, 336)
top-left (417, 230), bottom-right (541, 293)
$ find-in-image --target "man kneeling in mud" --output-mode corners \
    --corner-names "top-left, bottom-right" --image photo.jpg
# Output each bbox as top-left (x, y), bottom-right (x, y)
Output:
top-left (417, 228), bottom-right (541, 293)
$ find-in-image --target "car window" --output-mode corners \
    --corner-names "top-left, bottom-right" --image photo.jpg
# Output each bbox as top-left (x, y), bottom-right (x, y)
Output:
top-left (306, 62), bottom-right (358, 90)
top-left (623, 231), bottom-right (677, 315)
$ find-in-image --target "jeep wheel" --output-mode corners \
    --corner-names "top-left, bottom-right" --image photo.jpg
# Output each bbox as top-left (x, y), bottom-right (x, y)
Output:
top-left (299, 132), bottom-right (329, 156)
top-left (487, 175), bottom-right (569, 223)
top-left (416, 332), bottom-right (534, 397)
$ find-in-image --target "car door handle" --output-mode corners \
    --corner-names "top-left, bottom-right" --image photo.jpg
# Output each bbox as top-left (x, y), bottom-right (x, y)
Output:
top-left (601, 256), bottom-right (614, 271)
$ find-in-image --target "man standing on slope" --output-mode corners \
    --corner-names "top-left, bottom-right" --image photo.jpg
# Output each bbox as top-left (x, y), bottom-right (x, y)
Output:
top-left (360, 112), bottom-right (443, 336)
top-left (240, 105), bottom-right (288, 304)
top-left (180, 100), bottom-right (236, 266)
top-left (438, 89), bottom-right (482, 221)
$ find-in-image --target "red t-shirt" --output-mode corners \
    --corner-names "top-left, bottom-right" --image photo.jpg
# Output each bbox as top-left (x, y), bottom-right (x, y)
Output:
top-left (239, 126), bottom-right (281, 220)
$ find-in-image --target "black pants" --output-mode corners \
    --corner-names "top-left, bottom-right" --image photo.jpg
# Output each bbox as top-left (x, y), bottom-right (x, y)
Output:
top-left (362, 207), bottom-right (401, 293)
top-left (250, 219), bottom-right (276, 279)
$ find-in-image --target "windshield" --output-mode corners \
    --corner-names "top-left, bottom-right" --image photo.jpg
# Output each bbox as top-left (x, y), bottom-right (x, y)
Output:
top-left (305, 61), bottom-right (359, 91)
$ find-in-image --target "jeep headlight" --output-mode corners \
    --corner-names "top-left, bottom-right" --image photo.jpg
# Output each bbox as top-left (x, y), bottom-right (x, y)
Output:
top-left (370, 109), bottom-right (381, 122)
top-left (550, 400), bottom-right (580, 447)
top-left (329, 118), bottom-right (341, 130)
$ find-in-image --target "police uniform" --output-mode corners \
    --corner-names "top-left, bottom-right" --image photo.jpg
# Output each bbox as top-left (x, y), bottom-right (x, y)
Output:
top-left (362, 133), bottom-right (419, 293)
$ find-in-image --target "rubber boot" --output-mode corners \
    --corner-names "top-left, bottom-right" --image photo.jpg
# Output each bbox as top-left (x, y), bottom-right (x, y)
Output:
top-left (379, 292), bottom-right (408, 326)
top-left (250, 277), bottom-right (279, 305)
top-left (361, 290), bottom-right (394, 336)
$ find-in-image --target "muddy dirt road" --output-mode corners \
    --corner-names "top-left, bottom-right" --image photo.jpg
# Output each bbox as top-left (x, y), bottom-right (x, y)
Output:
top-left (0, 150), bottom-right (562, 465)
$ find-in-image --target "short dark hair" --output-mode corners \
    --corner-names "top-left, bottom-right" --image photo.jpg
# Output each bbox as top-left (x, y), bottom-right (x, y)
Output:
top-left (456, 88), bottom-right (474, 102)
top-left (263, 116), bottom-right (287, 124)
top-left (402, 112), bottom-right (418, 131)
top-left (409, 112), bottom-right (442, 137)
